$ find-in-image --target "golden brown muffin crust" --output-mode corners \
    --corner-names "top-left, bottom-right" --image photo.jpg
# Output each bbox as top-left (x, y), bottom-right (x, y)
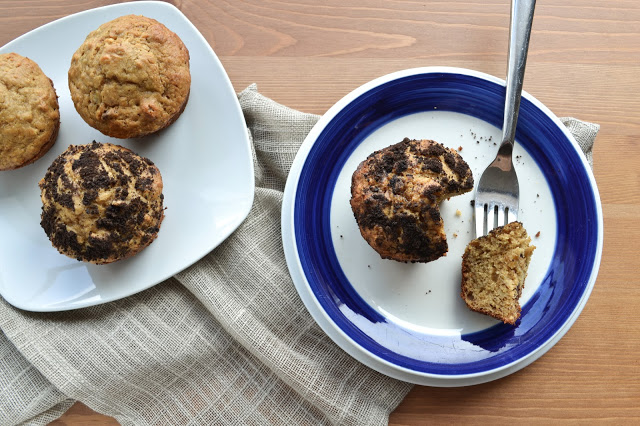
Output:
top-left (350, 138), bottom-right (474, 263)
top-left (39, 142), bottom-right (165, 264)
top-left (0, 53), bottom-right (59, 171)
top-left (68, 15), bottom-right (191, 139)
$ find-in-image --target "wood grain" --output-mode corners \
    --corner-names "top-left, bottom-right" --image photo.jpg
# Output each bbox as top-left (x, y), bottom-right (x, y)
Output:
top-left (1, 0), bottom-right (639, 424)
top-left (49, 403), bottom-right (119, 426)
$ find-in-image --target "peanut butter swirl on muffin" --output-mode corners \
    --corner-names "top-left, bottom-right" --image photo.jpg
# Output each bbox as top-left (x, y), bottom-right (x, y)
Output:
top-left (68, 15), bottom-right (190, 139)
top-left (350, 138), bottom-right (473, 263)
top-left (39, 142), bottom-right (165, 264)
top-left (0, 53), bottom-right (59, 171)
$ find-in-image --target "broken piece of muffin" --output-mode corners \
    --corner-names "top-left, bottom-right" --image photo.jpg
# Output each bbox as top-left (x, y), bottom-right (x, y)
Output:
top-left (461, 221), bottom-right (536, 324)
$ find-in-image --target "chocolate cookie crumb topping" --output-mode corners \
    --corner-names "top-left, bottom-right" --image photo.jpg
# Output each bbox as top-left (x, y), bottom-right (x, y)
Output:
top-left (39, 142), bottom-right (164, 264)
top-left (350, 138), bottom-right (473, 263)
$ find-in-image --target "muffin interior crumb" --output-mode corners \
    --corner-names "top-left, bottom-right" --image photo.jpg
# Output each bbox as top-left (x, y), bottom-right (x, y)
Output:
top-left (461, 221), bottom-right (535, 324)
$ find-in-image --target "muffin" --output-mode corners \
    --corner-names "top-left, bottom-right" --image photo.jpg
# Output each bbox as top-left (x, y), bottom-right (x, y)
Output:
top-left (0, 53), bottom-right (59, 171)
top-left (461, 221), bottom-right (536, 325)
top-left (350, 138), bottom-right (474, 263)
top-left (39, 142), bottom-right (165, 264)
top-left (68, 15), bottom-right (191, 139)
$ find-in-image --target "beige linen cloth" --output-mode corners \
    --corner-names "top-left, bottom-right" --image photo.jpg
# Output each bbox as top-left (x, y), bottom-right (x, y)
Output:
top-left (0, 85), bottom-right (599, 425)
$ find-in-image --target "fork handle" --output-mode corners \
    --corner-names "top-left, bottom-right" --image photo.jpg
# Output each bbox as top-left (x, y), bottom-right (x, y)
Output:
top-left (501, 0), bottom-right (536, 151)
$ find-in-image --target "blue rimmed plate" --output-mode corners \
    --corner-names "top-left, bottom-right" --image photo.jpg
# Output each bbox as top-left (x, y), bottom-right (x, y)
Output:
top-left (282, 67), bottom-right (603, 386)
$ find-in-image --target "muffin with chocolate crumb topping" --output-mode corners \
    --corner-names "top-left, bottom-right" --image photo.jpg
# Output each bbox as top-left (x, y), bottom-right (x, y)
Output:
top-left (350, 138), bottom-right (473, 263)
top-left (39, 142), bottom-right (164, 264)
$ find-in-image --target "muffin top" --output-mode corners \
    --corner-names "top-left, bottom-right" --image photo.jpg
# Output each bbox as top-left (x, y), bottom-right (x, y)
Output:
top-left (350, 138), bottom-right (473, 263)
top-left (0, 53), bottom-right (60, 171)
top-left (68, 15), bottom-right (191, 139)
top-left (39, 142), bottom-right (165, 264)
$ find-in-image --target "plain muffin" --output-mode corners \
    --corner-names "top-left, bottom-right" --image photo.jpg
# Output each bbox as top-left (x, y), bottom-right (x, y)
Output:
top-left (0, 53), bottom-right (59, 171)
top-left (68, 15), bottom-right (191, 139)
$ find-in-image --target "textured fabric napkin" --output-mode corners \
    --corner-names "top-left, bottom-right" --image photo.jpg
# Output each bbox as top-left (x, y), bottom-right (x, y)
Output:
top-left (0, 85), bottom-right (599, 426)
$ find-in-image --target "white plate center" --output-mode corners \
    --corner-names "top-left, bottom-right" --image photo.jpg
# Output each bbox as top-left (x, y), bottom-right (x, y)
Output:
top-left (330, 111), bottom-right (557, 334)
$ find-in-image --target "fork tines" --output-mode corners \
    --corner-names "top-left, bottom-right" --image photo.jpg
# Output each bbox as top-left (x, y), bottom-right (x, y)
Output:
top-left (475, 201), bottom-right (518, 238)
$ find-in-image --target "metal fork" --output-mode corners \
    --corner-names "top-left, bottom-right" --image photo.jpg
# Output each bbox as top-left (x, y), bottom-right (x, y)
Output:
top-left (475, 0), bottom-right (536, 238)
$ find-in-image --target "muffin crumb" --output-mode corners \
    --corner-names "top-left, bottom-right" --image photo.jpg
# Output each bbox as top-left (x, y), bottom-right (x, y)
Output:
top-left (461, 221), bottom-right (535, 324)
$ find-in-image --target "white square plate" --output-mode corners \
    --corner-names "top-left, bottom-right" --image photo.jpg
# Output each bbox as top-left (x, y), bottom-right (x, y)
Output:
top-left (0, 1), bottom-right (254, 311)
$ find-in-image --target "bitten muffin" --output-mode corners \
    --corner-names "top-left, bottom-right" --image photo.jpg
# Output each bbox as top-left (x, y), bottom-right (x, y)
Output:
top-left (350, 138), bottom-right (474, 263)
top-left (0, 53), bottom-right (59, 171)
top-left (461, 221), bottom-right (536, 325)
top-left (39, 142), bottom-right (165, 264)
top-left (68, 15), bottom-right (191, 139)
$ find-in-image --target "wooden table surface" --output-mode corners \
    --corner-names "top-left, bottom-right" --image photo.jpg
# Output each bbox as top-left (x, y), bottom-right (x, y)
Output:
top-left (2, 0), bottom-right (639, 424)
